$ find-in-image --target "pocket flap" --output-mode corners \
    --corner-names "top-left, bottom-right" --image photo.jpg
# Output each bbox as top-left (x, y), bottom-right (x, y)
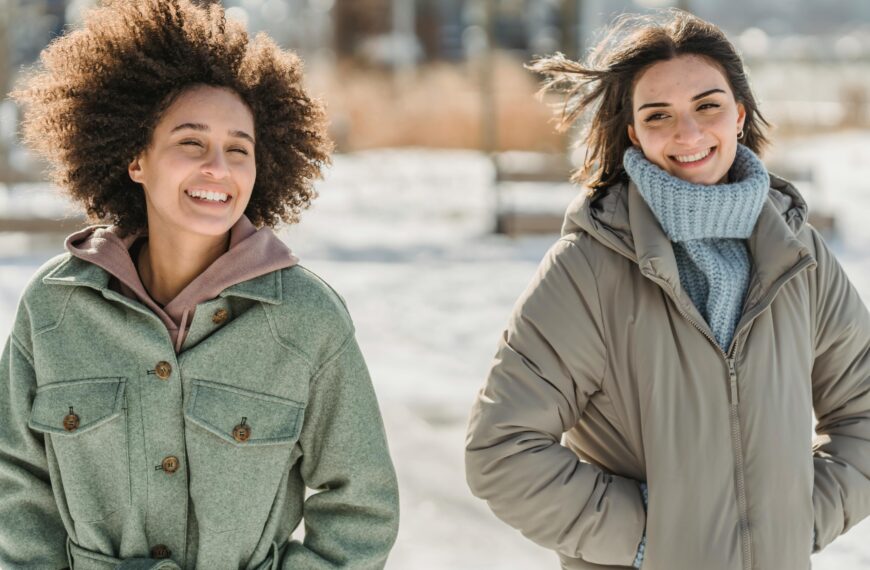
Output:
top-left (185, 379), bottom-right (304, 446)
top-left (29, 378), bottom-right (126, 436)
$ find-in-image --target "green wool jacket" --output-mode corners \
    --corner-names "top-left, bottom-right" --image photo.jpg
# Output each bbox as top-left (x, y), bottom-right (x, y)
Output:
top-left (0, 254), bottom-right (399, 570)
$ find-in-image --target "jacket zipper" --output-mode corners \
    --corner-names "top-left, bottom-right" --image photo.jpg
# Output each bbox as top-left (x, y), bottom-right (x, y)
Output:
top-left (642, 254), bottom-right (813, 570)
top-left (727, 345), bottom-right (752, 570)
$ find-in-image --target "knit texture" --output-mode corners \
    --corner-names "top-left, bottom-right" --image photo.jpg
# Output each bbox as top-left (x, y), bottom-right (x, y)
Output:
top-left (623, 144), bottom-right (769, 349)
top-left (633, 482), bottom-right (649, 568)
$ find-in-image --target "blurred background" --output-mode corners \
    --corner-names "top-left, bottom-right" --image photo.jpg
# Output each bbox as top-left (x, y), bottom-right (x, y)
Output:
top-left (1, 1), bottom-right (869, 568)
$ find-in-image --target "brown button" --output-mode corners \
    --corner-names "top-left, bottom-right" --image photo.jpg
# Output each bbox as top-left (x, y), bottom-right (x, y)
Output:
top-left (232, 422), bottom-right (251, 443)
top-left (62, 413), bottom-right (80, 432)
top-left (155, 361), bottom-right (172, 380)
top-left (161, 456), bottom-right (180, 474)
top-left (150, 544), bottom-right (171, 559)
top-left (212, 308), bottom-right (228, 325)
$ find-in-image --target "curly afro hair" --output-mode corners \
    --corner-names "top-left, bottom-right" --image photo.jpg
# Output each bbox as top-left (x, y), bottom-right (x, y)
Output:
top-left (12, 0), bottom-right (332, 232)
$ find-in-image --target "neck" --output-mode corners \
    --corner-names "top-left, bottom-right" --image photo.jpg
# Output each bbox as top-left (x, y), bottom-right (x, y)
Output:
top-left (137, 230), bottom-right (229, 306)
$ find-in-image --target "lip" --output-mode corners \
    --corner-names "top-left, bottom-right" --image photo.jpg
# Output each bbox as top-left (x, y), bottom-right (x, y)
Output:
top-left (669, 146), bottom-right (717, 168)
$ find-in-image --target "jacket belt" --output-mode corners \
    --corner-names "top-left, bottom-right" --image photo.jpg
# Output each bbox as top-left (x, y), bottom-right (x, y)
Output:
top-left (67, 539), bottom-right (181, 570)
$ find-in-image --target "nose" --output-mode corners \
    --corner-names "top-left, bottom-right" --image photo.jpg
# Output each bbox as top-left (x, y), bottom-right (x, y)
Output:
top-left (200, 149), bottom-right (230, 179)
top-left (674, 114), bottom-right (704, 146)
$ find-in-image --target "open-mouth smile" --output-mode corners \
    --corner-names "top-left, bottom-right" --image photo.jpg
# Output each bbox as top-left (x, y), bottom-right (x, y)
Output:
top-left (670, 146), bottom-right (716, 168)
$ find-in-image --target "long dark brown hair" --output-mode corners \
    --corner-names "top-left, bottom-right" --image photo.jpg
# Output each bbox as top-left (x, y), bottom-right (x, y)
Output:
top-left (528, 9), bottom-right (771, 193)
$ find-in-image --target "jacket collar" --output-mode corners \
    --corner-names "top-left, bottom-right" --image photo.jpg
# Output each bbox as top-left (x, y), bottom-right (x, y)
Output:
top-left (42, 255), bottom-right (285, 305)
top-left (563, 174), bottom-right (817, 332)
top-left (219, 271), bottom-right (283, 304)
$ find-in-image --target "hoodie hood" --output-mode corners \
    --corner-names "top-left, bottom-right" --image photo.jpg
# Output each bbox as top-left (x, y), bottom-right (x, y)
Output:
top-left (65, 215), bottom-right (298, 352)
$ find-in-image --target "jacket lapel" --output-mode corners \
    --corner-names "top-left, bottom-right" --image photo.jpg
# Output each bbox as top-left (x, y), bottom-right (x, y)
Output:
top-left (626, 181), bottom-right (712, 331)
top-left (736, 198), bottom-right (816, 333)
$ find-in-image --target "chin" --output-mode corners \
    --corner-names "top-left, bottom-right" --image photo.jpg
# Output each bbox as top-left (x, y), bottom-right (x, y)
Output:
top-left (671, 168), bottom-right (726, 186)
top-left (180, 216), bottom-right (240, 238)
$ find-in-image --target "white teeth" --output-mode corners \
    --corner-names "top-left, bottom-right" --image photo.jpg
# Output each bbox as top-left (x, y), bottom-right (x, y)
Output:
top-left (674, 148), bottom-right (712, 163)
top-left (187, 189), bottom-right (229, 202)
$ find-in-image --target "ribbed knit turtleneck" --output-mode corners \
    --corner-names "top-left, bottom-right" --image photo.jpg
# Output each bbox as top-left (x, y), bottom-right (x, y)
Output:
top-left (623, 144), bottom-right (769, 350)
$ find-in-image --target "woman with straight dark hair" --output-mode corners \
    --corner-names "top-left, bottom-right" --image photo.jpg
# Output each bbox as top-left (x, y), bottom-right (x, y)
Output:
top-left (466, 10), bottom-right (870, 570)
top-left (0, 1), bottom-right (399, 568)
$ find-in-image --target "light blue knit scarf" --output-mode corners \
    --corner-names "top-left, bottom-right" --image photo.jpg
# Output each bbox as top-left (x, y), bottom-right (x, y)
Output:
top-left (623, 144), bottom-right (769, 350)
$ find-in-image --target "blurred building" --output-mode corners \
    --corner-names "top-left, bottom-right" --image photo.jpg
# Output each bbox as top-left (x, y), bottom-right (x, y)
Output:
top-left (1, 0), bottom-right (870, 164)
top-left (332, 0), bottom-right (580, 66)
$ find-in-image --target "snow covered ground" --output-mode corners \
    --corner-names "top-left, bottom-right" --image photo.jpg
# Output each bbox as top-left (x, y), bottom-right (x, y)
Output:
top-left (1, 138), bottom-right (869, 568)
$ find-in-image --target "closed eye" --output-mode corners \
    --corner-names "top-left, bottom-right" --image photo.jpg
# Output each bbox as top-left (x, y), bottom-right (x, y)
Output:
top-left (180, 140), bottom-right (203, 148)
top-left (229, 147), bottom-right (249, 155)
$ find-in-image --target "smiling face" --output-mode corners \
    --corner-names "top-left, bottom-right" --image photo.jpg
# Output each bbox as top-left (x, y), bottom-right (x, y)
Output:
top-left (128, 85), bottom-right (256, 239)
top-left (627, 54), bottom-right (746, 185)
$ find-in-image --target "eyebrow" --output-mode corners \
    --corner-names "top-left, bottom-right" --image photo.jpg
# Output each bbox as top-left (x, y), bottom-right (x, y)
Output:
top-left (170, 122), bottom-right (255, 145)
top-left (636, 88), bottom-right (727, 112)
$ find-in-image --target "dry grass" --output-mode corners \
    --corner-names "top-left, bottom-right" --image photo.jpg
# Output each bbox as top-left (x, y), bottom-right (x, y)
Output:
top-left (306, 52), bottom-right (569, 152)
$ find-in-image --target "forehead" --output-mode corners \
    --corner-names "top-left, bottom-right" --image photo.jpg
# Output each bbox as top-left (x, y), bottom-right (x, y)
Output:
top-left (157, 85), bottom-right (254, 132)
top-left (632, 55), bottom-right (731, 106)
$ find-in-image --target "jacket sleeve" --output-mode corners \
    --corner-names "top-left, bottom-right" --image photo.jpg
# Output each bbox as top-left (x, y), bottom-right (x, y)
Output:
top-left (465, 238), bottom-right (646, 567)
top-left (0, 312), bottom-right (69, 568)
top-left (279, 334), bottom-right (399, 569)
top-left (809, 229), bottom-right (870, 552)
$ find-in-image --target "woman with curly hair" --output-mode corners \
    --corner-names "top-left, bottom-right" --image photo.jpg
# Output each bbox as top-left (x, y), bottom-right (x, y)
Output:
top-left (0, 1), bottom-right (399, 568)
top-left (466, 9), bottom-right (870, 570)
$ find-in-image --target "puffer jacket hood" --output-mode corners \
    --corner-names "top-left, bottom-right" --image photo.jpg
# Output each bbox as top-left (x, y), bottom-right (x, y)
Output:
top-left (561, 173), bottom-right (809, 264)
top-left (559, 175), bottom-right (815, 354)
top-left (64, 215), bottom-right (298, 352)
top-left (466, 174), bottom-right (870, 570)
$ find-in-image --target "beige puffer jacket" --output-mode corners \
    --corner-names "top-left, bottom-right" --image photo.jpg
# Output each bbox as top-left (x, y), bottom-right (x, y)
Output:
top-left (465, 176), bottom-right (870, 570)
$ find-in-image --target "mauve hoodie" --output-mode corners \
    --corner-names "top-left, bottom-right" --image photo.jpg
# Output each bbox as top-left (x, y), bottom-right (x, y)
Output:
top-left (65, 215), bottom-right (298, 353)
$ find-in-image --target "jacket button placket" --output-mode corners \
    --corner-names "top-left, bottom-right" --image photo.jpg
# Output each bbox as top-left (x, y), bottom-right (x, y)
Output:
top-left (212, 308), bottom-right (228, 325)
top-left (177, 300), bottom-right (230, 349)
top-left (143, 351), bottom-right (187, 564)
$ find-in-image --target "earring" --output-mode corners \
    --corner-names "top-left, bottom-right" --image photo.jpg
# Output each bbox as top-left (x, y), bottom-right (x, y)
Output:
top-left (737, 130), bottom-right (744, 140)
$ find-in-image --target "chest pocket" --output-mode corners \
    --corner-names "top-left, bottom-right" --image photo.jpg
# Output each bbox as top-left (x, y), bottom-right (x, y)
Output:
top-left (28, 378), bottom-right (130, 523)
top-left (184, 379), bottom-right (305, 533)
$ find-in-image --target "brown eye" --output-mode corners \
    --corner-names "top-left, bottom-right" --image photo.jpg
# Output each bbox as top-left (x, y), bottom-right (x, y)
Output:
top-left (645, 113), bottom-right (667, 123)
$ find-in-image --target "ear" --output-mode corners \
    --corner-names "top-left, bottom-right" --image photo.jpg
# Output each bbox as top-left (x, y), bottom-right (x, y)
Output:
top-left (128, 155), bottom-right (145, 184)
top-left (627, 123), bottom-right (640, 147)
top-left (736, 102), bottom-right (747, 134)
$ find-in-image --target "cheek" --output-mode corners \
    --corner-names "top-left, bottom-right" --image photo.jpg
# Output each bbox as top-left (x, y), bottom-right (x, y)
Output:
top-left (146, 156), bottom-right (203, 201)
top-left (700, 105), bottom-right (738, 129)
top-left (241, 162), bottom-right (257, 186)
top-left (634, 126), bottom-right (669, 154)
top-left (156, 152), bottom-right (199, 181)
top-left (234, 162), bottom-right (257, 196)
top-left (712, 111), bottom-right (739, 134)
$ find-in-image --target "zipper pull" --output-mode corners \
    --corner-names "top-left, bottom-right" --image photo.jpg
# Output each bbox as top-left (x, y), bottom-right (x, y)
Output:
top-left (727, 358), bottom-right (739, 405)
